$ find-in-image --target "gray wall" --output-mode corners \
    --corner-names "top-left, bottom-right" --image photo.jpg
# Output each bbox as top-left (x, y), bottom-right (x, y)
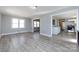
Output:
top-left (0, 14), bottom-right (1, 34)
top-left (40, 14), bottom-right (52, 37)
top-left (0, 14), bottom-right (1, 38)
top-left (1, 15), bottom-right (32, 35)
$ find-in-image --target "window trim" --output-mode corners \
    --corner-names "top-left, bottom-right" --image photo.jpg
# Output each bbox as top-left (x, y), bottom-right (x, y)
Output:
top-left (12, 18), bottom-right (25, 29)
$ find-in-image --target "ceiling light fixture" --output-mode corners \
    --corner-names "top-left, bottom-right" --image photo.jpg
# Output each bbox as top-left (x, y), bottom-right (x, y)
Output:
top-left (30, 6), bottom-right (37, 9)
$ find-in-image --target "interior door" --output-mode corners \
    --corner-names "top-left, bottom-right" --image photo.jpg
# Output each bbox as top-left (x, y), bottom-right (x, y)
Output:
top-left (33, 20), bottom-right (40, 32)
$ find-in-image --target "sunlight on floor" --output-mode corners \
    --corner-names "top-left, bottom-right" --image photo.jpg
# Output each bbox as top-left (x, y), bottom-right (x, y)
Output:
top-left (65, 38), bottom-right (77, 43)
top-left (69, 39), bottom-right (77, 43)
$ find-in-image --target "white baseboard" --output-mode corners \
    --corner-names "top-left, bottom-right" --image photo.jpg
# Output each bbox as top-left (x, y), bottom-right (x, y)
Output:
top-left (40, 33), bottom-right (52, 37)
top-left (1, 31), bottom-right (31, 36)
top-left (1, 32), bottom-right (52, 38)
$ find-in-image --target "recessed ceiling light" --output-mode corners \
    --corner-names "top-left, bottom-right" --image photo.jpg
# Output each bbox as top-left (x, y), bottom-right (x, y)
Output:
top-left (30, 6), bottom-right (37, 9)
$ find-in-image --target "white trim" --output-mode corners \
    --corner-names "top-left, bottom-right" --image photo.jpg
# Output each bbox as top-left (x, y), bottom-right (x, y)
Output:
top-left (76, 8), bottom-right (79, 43)
top-left (40, 33), bottom-right (52, 37)
top-left (50, 9), bottom-right (77, 18)
top-left (1, 31), bottom-right (31, 36)
top-left (77, 8), bottom-right (79, 31)
top-left (51, 15), bottom-right (53, 35)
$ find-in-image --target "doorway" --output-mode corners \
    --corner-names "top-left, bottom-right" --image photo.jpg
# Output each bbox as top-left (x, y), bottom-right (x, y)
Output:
top-left (51, 9), bottom-right (77, 44)
top-left (33, 19), bottom-right (40, 32)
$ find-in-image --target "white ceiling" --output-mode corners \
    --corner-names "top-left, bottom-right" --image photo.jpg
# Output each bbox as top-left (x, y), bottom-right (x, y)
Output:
top-left (0, 6), bottom-right (69, 17)
top-left (53, 9), bottom-right (77, 19)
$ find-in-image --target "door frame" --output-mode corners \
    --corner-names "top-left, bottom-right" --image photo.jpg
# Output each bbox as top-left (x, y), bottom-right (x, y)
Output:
top-left (33, 19), bottom-right (40, 32)
top-left (32, 18), bottom-right (40, 33)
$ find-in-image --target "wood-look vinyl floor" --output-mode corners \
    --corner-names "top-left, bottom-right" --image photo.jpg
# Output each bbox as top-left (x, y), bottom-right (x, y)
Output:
top-left (0, 32), bottom-right (79, 52)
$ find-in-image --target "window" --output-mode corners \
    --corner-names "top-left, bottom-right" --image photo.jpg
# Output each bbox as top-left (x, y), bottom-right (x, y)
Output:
top-left (12, 18), bottom-right (18, 28)
top-left (33, 21), bottom-right (40, 27)
top-left (37, 21), bottom-right (39, 27)
top-left (19, 19), bottom-right (24, 28)
top-left (12, 18), bottom-right (24, 28)
top-left (34, 21), bottom-right (37, 27)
